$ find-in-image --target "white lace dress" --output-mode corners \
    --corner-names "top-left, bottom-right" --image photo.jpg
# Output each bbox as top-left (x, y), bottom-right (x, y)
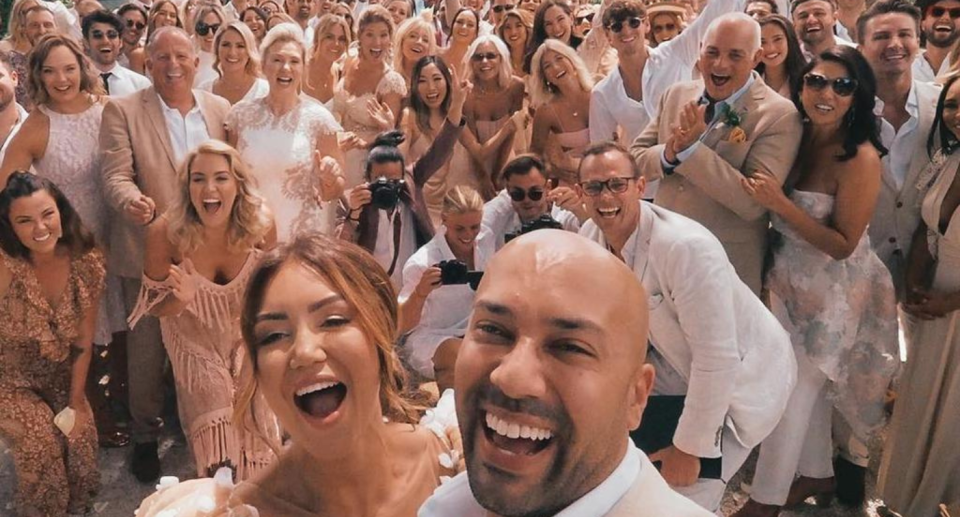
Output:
top-left (34, 103), bottom-right (126, 344)
top-left (128, 249), bottom-right (279, 480)
top-left (225, 96), bottom-right (343, 242)
top-left (333, 70), bottom-right (407, 188)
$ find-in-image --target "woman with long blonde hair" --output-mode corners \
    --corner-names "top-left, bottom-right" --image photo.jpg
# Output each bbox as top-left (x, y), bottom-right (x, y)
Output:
top-left (199, 21), bottom-right (268, 105)
top-left (304, 14), bottom-right (353, 110)
top-left (393, 16), bottom-right (437, 87)
top-left (128, 140), bottom-right (279, 481)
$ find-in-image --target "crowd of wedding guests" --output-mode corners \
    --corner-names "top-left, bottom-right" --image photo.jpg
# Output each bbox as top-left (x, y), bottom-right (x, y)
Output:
top-left (0, 0), bottom-right (959, 513)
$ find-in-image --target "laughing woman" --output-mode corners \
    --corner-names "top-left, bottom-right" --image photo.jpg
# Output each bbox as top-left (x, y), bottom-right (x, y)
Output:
top-left (135, 233), bottom-right (461, 517)
top-left (441, 8), bottom-right (480, 80)
top-left (128, 141), bottom-right (279, 480)
top-left (393, 16), bottom-right (438, 88)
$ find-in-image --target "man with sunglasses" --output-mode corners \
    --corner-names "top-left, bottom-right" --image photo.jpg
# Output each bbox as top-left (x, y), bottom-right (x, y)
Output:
top-left (82, 10), bottom-right (150, 97)
top-left (590, 0), bottom-right (742, 200)
top-left (630, 12), bottom-right (802, 296)
top-left (489, 0), bottom-right (516, 26)
top-left (576, 141), bottom-right (796, 512)
top-left (913, 0), bottom-right (960, 82)
top-left (481, 155), bottom-right (583, 250)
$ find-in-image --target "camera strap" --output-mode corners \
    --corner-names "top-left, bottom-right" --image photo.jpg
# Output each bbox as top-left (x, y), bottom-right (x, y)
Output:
top-left (387, 211), bottom-right (403, 276)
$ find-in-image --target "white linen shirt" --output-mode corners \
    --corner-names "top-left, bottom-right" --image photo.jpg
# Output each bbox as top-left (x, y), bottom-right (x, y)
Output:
top-left (158, 92), bottom-right (211, 165)
top-left (876, 83), bottom-right (920, 191)
top-left (913, 50), bottom-right (952, 84)
top-left (100, 63), bottom-right (151, 98)
top-left (481, 189), bottom-right (581, 250)
top-left (418, 441), bottom-right (641, 517)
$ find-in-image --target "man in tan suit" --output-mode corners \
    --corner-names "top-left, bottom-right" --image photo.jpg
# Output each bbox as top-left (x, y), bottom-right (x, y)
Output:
top-left (419, 231), bottom-right (712, 517)
top-left (630, 12), bottom-right (802, 294)
top-left (100, 26), bottom-right (230, 483)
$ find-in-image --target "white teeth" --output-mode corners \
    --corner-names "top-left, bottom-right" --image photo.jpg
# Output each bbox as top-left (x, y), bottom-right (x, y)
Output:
top-left (765, 53), bottom-right (780, 59)
top-left (815, 104), bottom-right (833, 111)
top-left (486, 413), bottom-right (552, 441)
top-left (295, 381), bottom-right (341, 397)
top-left (34, 233), bottom-right (51, 242)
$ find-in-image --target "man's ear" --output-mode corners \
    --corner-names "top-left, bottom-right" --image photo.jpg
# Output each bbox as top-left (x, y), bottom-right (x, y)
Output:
top-left (635, 175), bottom-right (646, 198)
top-left (751, 47), bottom-right (762, 68)
top-left (627, 363), bottom-right (655, 431)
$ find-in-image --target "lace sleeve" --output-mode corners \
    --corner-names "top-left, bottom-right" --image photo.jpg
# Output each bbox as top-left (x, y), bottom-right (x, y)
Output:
top-left (135, 467), bottom-right (259, 517)
top-left (126, 275), bottom-right (172, 329)
top-left (419, 389), bottom-right (464, 478)
top-left (307, 101), bottom-right (344, 136)
top-left (376, 70), bottom-right (408, 99)
top-left (74, 248), bottom-right (107, 316)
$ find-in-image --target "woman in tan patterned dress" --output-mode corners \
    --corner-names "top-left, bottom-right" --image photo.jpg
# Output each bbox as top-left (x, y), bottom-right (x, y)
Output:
top-left (0, 172), bottom-right (102, 516)
top-left (128, 141), bottom-right (280, 480)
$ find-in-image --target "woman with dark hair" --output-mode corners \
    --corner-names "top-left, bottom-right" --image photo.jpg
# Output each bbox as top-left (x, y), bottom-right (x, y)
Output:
top-left (145, 0), bottom-right (183, 43)
top-left (733, 46), bottom-right (898, 517)
top-left (756, 15), bottom-right (806, 99)
top-left (241, 5), bottom-right (268, 41)
top-left (879, 73), bottom-right (960, 517)
top-left (523, 0), bottom-right (581, 74)
top-left (440, 7), bottom-right (480, 80)
top-left (497, 8), bottom-right (534, 78)
top-left (0, 171), bottom-right (102, 516)
top-left (134, 233), bottom-right (462, 517)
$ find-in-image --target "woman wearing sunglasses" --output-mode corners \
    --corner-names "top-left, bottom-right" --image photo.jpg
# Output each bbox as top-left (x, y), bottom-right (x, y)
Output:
top-left (193, 3), bottom-right (227, 87)
top-left (733, 46), bottom-right (898, 517)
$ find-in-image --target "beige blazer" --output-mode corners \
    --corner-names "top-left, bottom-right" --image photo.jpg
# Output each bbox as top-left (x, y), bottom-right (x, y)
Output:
top-left (100, 87), bottom-right (230, 278)
top-left (606, 453), bottom-right (715, 517)
top-left (630, 76), bottom-right (803, 294)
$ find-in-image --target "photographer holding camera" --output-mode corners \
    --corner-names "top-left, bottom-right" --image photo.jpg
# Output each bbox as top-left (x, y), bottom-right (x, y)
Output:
top-left (398, 186), bottom-right (495, 392)
top-left (336, 79), bottom-right (468, 288)
top-left (483, 155), bottom-right (587, 250)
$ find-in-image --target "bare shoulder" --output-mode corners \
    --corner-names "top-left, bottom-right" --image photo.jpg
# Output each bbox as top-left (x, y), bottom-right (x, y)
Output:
top-left (16, 110), bottom-right (51, 155)
top-left (842, 143), bottom-right (882, 179)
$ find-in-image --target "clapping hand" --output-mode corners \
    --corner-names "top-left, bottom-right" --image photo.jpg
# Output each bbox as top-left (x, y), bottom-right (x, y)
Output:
top-left (313, 152), bottom-right (344, 201)
top-left (741, 169), bottom-right (788, 213)
top-left (125, 195), bottom-right (156, 226)
top-left (665, 101), bottom-right (708, 163)
top-left (167, 258), bottom-right (199, 304)
top-left (510, 110), bottom-right (531, 133)
top-left (366, 98), bottom-right (396, 130)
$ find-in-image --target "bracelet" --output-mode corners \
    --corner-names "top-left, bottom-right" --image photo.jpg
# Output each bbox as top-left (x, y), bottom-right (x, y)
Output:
top-left (346, 209), bottom-right (362, 223)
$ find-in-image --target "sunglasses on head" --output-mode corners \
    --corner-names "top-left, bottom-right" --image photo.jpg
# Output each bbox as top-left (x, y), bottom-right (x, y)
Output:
top-left (803, 72), bottom-right (858, 97)
top-left (576, 12), bottom-right (595, 23)
top-left (195, 22), bottom-right (221, 36)
top-left (607, 16), bottom-right (643, 33)
top-left (929, 5), bottom-right (960, 18)
top-left (508, 187), bottom-right (545, 202)
top-left (579, 177), bottom-right (633, 196)
top-left (471, 51), bottom-right (500, 61)
top-left (92, 29), bottom-right (120, 39)
top-left (126, 19), bottom-right (146, 30)
top-left (492, 4), bottom-right (515, 13)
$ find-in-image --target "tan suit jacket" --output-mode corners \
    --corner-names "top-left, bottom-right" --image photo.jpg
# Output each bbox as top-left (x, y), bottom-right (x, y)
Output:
top-left (630, 76), bottom-right (802, 294)
top-left (100, 87), bottom-right (230, 278)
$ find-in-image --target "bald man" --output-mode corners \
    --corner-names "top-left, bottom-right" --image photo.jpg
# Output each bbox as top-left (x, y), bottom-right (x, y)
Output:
top-left (419, 231), bottom-right (712, 517)
top-left (630, 12), bottom-right (802, 295)
top-left (577, 141), bottom-right (796, 511)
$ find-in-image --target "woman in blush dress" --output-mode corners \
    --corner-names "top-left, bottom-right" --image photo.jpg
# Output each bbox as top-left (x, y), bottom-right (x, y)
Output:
top-left (335, 6), bottom-right (407, 187)
top-left (734, 47), bottom-right (898, 517)
top-left (198, 22), bottom-right (269, 105)
top-left (226, 23), bottom-right (345, 241)
top-left (497, 8), bottom-right (533, 79)
top-left (128, 141), bottom-right (280, 481)
top-left (529, 39), bottom-right (593, 187)
top-left (0, 34), bottom-right (125, 348)
top-left (879, 73), bottom-right (960, 517)
top-left (441, 8), bottom-right (480, 80)
top-left (393, 17), bottom-right (438, 88)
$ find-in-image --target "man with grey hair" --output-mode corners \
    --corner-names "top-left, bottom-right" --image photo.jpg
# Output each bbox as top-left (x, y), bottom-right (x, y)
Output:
top-left (630, 12), bottom-right (802, 295)
top-left (100, 26), bottom-right (230, 483)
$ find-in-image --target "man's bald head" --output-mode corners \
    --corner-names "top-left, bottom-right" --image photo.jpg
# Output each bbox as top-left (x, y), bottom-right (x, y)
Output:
top-left (456, 229), bottom-right (655, 517)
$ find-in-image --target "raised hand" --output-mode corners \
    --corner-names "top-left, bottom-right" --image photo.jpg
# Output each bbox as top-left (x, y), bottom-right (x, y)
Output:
top-left (168, 258), bottom-right (199, 304)
top-left (367, 98), bottom-right (396, 130)
top-left (339, 132), bottom-right (367, 153)
top-left (313, 152), bottom-right (344, 201)
top-left (415, 266), bottom-right (443, 298)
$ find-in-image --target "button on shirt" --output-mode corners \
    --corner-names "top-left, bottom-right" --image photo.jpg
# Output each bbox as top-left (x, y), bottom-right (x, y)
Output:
top-left (418, 441), bottom-right (642, 517)
top-left (158, 93), bottom-right (211, 165)
top-left (876, 84), bottom-right (920, 191)
top-left (100, 63), bottom-right (151, 98)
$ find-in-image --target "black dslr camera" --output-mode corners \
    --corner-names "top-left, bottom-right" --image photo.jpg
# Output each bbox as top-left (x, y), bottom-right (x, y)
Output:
top-left (504, 214), bottom-right (564, 243)
top-left (437, 260), bottom-right (484, 290)
top-left (368, 177), bottom-right (405, 210)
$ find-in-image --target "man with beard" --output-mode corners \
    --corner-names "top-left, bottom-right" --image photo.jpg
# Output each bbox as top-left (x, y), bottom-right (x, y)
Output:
top-left (82, 11), bottom-right (150, 97)
top-left (287, 0), bottom-right (319, 47)
top-left (419, 228), bottom-right (713, 517)
top-left (913, 0), bottom-right (960, 82)
top-left (0, 53), bottom-right (27, 165)
top-left (482, 155), bottom-right (583, 250)
top-left (792, 0), bottom-right (856, 59)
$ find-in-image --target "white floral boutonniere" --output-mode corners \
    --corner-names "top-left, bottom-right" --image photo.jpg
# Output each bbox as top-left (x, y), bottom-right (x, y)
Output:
top-left (720, 104), bottom-right (748, 143)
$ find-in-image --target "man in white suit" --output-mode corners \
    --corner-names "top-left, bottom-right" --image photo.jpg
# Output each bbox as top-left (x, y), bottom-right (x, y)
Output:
top-left (577, 142), bottom-right (797, 511)
top-left (418, 230), bottom-right (711, 517)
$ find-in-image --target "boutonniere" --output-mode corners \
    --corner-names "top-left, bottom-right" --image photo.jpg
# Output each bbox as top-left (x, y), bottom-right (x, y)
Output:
top-left (720, 104), bottom-right (748, 143)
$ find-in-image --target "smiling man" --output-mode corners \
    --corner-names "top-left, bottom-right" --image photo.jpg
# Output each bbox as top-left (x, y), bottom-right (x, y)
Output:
top-left (100, 26), bottom-right (230, 484)
top-left (791, 0), bottom-right (857, 58)
top-left (913, 0), bottom-right (960, 82)
top-left (630, 12), bottom-right (801, 295)
top-left (576, 141), bottom-right (796, 511)
top-left (82, 10), bottom-right (150, 97)
top-left (419, 228), bottom-right (713, 517)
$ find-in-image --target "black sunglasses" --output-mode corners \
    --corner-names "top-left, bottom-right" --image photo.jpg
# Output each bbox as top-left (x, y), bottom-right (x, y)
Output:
top-left (508, 187), bottom-right (545, 202)
top-left (126, 19), bottom-right (146, 30)
top-left (576, 12), bottom-right (595, 23)
top-left (195, 22), bottom-right (221, 36)
top-left (579, 177), bottom-right (634, 196)
top-left (492, 4), bottom-right (515, 13)
top-left (607, 16), bottom-right (643, 33)
top-left (471, 52), bottom-right (500, 61)
top-left (929, 6), bottom-right (960, 18)
top-left (803, 72), bottom-right (858, 97)
top-left (92, 29), bottom-right (120, 40)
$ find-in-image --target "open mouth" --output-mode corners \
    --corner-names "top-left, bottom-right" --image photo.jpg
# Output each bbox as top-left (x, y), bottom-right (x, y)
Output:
top-left (483, 412), bottom-right (554, 456)
top-left (277, 77), bottom-right (294, 85)
top-left (710, 73), bottom-right (731, 88)
top-left (882, 51), bottom-right (906, 62)
top-left (201, 198), bottom-right (223, 214)
top-left (426, 92), bottom-right (441, 101)
top-left (410, 45), bottom-right (424, 54)
top-left (294, 381), bottom-right (347, 421)
top-left (53, 85), bottom-right (72, 92)
top-left (33, 233), bottom-right (52, 242)
top-left (813, 103), bottom-right (834, 113)
top-left (764, 52), bottom-right (781, 60)
top-left (370, 48), bottom-right (384, 58)
top-left (597, 206), bottom-right (620, 219)
top-left (225, 57), bottom-right (242, 64)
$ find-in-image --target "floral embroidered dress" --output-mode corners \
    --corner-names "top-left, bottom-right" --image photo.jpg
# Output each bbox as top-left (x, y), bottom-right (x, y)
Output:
top-left (766, 190), bottom-right (899, 441)
top-left (128, 248), bottom-right (279, 480)
top-left (0, 248), bottom-right (103, 515)
top-left (226, 96), bottom-right (343, 242)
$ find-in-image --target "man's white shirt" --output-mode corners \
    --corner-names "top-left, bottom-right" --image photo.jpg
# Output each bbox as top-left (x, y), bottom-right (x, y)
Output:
top-left (100, 63), bottom-right (151, 98)
top-left (913, 49), bottom-right (952, 84)
top-left (875, 82), bottom-right (920, 191)
top-left (158, 92), bottom-right (211, 165)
